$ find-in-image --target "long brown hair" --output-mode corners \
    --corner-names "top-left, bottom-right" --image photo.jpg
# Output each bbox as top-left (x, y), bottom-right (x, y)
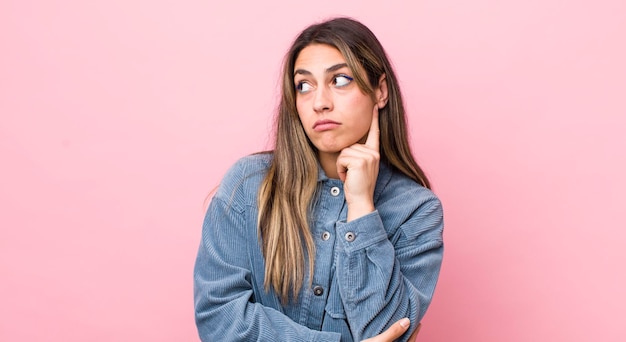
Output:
top-left (258, 17), bottom-right (430, 304)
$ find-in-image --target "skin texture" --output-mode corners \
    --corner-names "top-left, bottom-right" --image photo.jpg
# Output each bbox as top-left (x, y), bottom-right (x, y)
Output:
top-left (295, 44), bottom-right (418, 341)
top-left (362, 319), bottom-right (421, 342)
top-left (294, 44), bottom-right (378, 166)
top-left (294, 43), bottom-right (388, 222)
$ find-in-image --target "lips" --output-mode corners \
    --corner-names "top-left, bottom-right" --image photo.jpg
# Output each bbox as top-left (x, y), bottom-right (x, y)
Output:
top-left (313, 119), bottom-right (341, 132)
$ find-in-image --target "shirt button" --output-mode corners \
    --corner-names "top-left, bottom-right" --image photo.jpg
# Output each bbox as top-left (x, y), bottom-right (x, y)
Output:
top-left (345, 232), bottom-right (355, 242)
top-left (313, 285), bottom-right (324, 296)
top-left (322, 231), bottom-right (330, 241)
top-left (330, 186), bottom-right (341, 196)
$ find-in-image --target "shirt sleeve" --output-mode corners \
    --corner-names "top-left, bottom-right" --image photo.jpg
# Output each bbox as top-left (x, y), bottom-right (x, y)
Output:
top-left (334, 193), bottom-right (444, 342)
top-left (194, 194), bottom-right (341, 342)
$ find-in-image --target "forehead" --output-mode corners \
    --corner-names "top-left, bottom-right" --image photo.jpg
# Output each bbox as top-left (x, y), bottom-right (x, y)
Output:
top-left (294, 44), bottom-right (346, 71)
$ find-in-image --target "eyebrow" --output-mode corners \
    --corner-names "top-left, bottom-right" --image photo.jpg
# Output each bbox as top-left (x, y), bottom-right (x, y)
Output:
top-left (294, 63), bottom-right (349, 76)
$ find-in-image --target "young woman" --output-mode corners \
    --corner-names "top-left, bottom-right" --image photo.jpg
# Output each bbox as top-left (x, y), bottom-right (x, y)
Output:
top-left (194, 17), bottom-right (444, 342)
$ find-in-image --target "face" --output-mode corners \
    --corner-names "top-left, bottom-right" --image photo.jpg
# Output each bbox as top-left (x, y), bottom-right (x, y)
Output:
top-left (293, 44), bottom-right (382, 156)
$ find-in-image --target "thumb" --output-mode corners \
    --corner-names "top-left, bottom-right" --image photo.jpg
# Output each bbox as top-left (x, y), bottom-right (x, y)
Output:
top-left (361, 318), bottom-right (410, 342)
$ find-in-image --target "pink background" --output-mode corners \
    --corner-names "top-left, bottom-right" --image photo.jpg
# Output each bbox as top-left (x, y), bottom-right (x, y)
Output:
top-left (1, 0), bottom-right (625, 341)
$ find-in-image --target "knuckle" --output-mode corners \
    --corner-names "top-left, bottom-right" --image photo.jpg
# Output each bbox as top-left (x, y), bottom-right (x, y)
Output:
top-left (366, 153), bottom-right (379, 163)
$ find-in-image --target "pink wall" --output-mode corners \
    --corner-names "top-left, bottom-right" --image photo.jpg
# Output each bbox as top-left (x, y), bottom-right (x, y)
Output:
top-left (2, 0), bottom-right (625, 341)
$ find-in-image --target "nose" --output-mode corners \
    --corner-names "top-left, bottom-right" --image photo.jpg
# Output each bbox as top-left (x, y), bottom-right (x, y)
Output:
top-left (313, 86), bottom-right (333, 113)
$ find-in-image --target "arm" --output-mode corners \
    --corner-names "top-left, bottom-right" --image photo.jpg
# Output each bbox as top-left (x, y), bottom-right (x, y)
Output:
top-left (362, 319), bottom-right (418, 342)
top-left (196, 199), bottom-right (423, 342)
top-left (193, 163), bottom-right (341, 342)
top-left (335, 195), bottom-right (443, 341)
top-left (335, 107), bottom-right (443, 341)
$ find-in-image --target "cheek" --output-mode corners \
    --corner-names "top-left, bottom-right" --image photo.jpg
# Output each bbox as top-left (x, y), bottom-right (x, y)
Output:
top-left (295, 96), bottom-right (305, 114)
top-left (351, 97), bottom-right (375, 137)
top-left (295, 106), bottom-right (306, 126)
top-left (296, 98), bottom-right (314, 125)
top-left (345, 94), bottom-right (374, 121)
top-left (344, 89), bottom-right (374, 109)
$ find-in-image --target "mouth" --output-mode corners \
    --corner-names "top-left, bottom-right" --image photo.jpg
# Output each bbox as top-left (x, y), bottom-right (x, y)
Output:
top-left (313, 119), bottom-right (341, 132)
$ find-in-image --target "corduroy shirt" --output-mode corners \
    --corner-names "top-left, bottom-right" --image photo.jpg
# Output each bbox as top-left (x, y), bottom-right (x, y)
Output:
top-left (194, 153), bottom-right (443, 341)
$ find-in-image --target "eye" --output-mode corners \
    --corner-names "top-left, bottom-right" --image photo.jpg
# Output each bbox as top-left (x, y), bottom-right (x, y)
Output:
top-left (296, 81), bottom-right (313, 94)
top-left (333, 74), bottom-right (354, 88)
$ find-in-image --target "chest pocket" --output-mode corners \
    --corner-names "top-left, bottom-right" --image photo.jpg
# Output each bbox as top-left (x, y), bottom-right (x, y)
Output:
top-left (322, 275), bottom-right (353, 341)
top-left (324, 274), bottom-right (346, 319)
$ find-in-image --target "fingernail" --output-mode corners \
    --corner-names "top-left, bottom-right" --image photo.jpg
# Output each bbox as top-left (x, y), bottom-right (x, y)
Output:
top-left (399, 318), bottom-right (410, 328)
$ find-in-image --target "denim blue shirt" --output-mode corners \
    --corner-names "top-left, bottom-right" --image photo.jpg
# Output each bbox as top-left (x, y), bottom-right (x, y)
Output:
top-left (194, 154), bottom-right (444, 341)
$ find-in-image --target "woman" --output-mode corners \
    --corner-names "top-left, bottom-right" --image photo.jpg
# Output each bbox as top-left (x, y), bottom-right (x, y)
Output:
top-left (194, 17), bottom-right (444, 341)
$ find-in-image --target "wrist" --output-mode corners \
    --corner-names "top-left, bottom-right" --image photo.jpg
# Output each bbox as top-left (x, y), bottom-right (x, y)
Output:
top-left (346, 201), bottom-right (375, 222)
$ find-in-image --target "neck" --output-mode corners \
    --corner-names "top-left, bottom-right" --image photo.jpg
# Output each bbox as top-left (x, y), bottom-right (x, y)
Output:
top-left (318, 151), bottom-right (340, 179)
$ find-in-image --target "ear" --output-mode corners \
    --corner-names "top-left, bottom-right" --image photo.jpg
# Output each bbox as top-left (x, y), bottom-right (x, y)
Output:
top-left (375, 74), bottom-right (389, 108)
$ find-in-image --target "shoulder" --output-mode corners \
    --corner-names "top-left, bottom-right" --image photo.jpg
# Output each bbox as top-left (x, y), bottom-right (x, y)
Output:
top-left (226, 153), bottom-right (273, 177)
top-left (384, 170), bottom-right (440, 207)
top-left (376, 168), bottom-right (443, 235)
top-left (376, 163), bottom-right (440, 208)
top-left (214, 153), bottom-right (273, 210)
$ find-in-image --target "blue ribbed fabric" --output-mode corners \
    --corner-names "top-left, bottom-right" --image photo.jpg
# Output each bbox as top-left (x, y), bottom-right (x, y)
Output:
top-left (194, 154), bottom-right (443, 341)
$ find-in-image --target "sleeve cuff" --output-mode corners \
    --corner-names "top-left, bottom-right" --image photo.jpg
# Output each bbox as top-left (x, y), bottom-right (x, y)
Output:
top-left (335, 210), bottom-right (388, 253)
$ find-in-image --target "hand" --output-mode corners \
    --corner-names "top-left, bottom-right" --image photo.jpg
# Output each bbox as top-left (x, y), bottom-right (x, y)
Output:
top-left (336, 106), bottom-right (380, 221)
top-left (361, 318), bottom-right (411, 342)
top-left (407, 323), bottom-right (421, 342)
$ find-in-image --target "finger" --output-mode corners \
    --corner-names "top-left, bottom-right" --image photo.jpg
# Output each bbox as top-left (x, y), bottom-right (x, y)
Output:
top-left (337, 164), bottom-right (347, 182)
top-left (408, 323), bottom-right (422, 342)
top-left (364, 105), bottom-right (380, 150)
top-left (337, 148), bottom-right (379, 175)
top-left (336, 149), bottom-right (346, 182)
top-left (371, 318), bottom-right (410, 341)
top-left (336, 151), bottom-right (351, 182)
top-left (335, 152), bottom-right (369, 181)
top-left (344, 144), bottom-right (380, 157)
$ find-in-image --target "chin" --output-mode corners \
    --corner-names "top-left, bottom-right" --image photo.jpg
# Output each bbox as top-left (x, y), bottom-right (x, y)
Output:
top-left (312, 141), bottom-right (348, 153)
top-left (315, 146), bottom-right (343, 154)
top-left (310, 139), bottom-right (342, 153)
top-left (313, 136), bottom-right (362, 153)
